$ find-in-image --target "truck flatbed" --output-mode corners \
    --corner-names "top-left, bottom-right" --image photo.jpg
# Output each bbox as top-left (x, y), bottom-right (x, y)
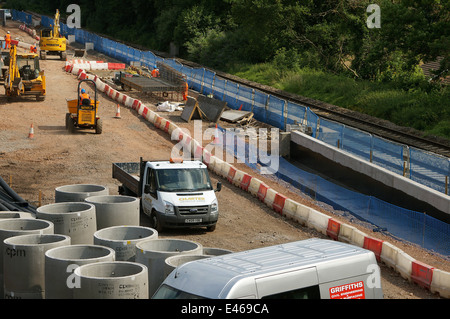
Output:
top-left (112, 162), bottom-right (141, 196)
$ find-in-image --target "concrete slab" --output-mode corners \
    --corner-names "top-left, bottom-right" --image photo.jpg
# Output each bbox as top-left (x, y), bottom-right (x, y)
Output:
top-left (221, 110), bottom-right (252, 122)
top-left (291, 131), bottom-right (450, 216)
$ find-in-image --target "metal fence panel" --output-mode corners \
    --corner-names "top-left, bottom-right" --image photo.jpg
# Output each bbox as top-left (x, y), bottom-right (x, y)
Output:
top-left (372, 136), bottom-right (404, 175)
top-left (252, 90), bottom-right (268, 122)
top-left (189, 68), bottom-right (204, 92)
top-left (410, 147), bottom-right (449, 194)
top-left (342, 126), bottom-right (372, 161)
top-left (317, 118), bottom-right (344, 148)
top-left (266, 95), bottom-right (285, 130)
top-left (212, 77), bottom-right (226, 101)
top-left (306, 108), bottom-right (319, 138)
top-left (223, 81), bottom-right (239, 109)
top-left (236, 85), bottom-right (253, 112)
top-left (202, 70), bottom-right (215, 96)
top-left (286, 101), bottom-right (307, 126)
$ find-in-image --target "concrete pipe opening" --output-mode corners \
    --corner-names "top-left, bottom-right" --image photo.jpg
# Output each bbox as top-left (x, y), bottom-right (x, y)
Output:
top-left (73, 261), bottom-right (148, 299)
top-left (135, 238), bottom-right (203, 296)
top-left (85, 195), bottom-right (140, 229)
top-left (3, 234), bottom-right (71, 299)
top-left (0, 218), bottom-right (54, 234)
top-left (45, 244), bottom-right (116, 299)
top-left (55, 184), bottom-right (109, 203)
top-left (37, 202), bottom-right (97, 245)
top-left (0, 211), bottom-right (22, 219)
top-left (94, 226), bottom-right (158, 262)
top-left (203, 247), bottom-right (234, 256)
top-left (164, 254), bottom-right (210, 278)
top-left (0, 218), bottom-right (55, 298)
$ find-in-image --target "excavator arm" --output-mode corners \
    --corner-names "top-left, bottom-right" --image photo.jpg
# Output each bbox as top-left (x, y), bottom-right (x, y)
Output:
top-left (5, 45), bottom-right (22, 96)
top-left (4, 45), bottom-right (45, 99)
top-left (53, 9), bottom-right (60, 38)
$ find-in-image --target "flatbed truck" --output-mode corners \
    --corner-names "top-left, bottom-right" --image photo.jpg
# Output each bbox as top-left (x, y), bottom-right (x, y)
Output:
top-left (113, 158), bottom-right (221, 232)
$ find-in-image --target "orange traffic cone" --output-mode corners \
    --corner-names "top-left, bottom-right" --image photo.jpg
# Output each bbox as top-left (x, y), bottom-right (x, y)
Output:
top-left (28, 123), bottom-right (35, 139)
top-left (115, 104), bottom-right (121, 118)
top-left (212, 124), bottom-right (219, 145)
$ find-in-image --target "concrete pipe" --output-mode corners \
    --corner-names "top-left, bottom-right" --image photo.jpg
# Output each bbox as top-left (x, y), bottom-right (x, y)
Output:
top-left (0, 211), bottom-right (21, 219)
top-left (55, 184), bottom-right (109, 203)
top-left (203, 247), bottom-right (234, 256)
top-left (94, 226), bottom-right (158, 262)
top-left (0, 211), bottom-right (35, 219)
top-left (3, 234), bottom-right (70, 299)
top-left (164, 254), bottom-right (210, 278)
top-left (45, 244), bottom-right (116, 299)
top-left (73, 261), bottom-right (148, 299)
top-left (135, 238), bottom-right (203, 296)
top-left (85, 195), bottom-right (140, 230)
top-left (0, 218), bottom-right (54, 298)
top-left (37, 202), bottom-right (97, 245)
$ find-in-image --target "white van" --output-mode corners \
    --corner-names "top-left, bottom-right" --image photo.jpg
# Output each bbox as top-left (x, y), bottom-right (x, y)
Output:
top-left (113, 158), bottom-right (221, 232)
top-left (153, 238), bottom-right (383, 299)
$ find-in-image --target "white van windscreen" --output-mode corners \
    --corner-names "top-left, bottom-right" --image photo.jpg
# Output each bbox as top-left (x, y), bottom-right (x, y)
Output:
top-left (152, 284), bottom-right (207, 299)
top-left (156, 168), bottom-right (212, 192)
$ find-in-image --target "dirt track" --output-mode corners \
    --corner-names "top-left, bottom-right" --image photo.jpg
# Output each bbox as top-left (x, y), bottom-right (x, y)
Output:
top-left (0, 21), bottom-right (448, 299)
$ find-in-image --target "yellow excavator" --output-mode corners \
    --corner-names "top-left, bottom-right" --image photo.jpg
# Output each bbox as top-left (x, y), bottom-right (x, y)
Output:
top-left (39, 9), bottom-right (67, 60)
top-left (4, 44), bottom-right (46, 101)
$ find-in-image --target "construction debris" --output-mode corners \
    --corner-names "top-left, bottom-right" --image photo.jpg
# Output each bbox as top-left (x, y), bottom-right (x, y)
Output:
top-left (221, 109), bottom-right (253, 123)
top-left (196, 95), bottom-right (226, 123)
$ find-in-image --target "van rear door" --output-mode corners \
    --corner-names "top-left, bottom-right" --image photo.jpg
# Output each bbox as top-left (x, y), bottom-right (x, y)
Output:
top-left (255, 267), bottom-right (320, 299)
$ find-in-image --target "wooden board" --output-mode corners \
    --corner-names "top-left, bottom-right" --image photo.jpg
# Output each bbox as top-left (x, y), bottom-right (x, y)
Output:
top-left (221, 110), bottom-right (253, 123)
top-left (181, 97), bottom-right (203, 122)
top-left (197, 95), bottom-right (227, 122)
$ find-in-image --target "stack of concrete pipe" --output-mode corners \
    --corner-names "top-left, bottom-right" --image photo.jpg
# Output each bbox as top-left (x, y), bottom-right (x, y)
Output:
top-left (93, 226), bottom-right (158, 262)
top-left (0, 183), bottom-right (233, 299)
top-left (45, 244), bottom-right (116, 299)
top-left (54, 184), bottom-right (109, 203)
top-left (85, 195), bottom-right (140, 229)
top-left (37, 202), bottom-right (97, 245)
top-left (73, 261), bottom-right (149, 299)
top-left (0, 212), bottom-right (21, 219)
top-left (3, 234), bottom-right (71, 299)
top-left (135, 238), bottom-right (204, 296)
top-left (0, 218), bottom-right (55, 298)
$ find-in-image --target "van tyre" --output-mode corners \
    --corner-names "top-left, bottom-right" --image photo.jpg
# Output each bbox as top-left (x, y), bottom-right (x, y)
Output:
top-left (206, 224), bottom-right (216, 232)
top-left (151, 211), bottom-right (163, 233)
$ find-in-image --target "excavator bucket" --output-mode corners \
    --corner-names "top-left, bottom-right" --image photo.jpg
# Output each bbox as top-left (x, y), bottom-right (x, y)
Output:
top-left (74, 49), bottom-right (85, 57)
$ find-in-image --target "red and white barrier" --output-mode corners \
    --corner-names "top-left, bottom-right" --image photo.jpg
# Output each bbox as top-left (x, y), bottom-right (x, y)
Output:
top-left (431, 269), bottom-right (450, 298)
top-left (19, 24), bottom-right (40, 41)
top-left (64, 59), bottom-right (450, 299)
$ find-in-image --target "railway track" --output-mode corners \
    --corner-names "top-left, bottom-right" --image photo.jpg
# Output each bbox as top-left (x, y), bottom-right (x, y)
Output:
top-left (205, 67), bottom-right (450, 159)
